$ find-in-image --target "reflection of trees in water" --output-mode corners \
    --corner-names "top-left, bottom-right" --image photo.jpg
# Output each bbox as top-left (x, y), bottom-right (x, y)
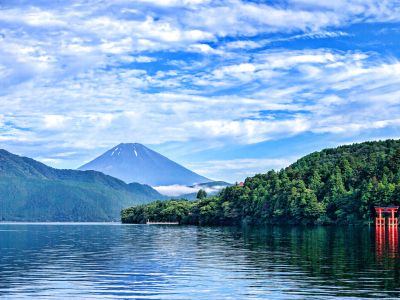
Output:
top-left (1, 224), bottom-right (400, 298)
top-left (219, 226), bottom-right (400, 298)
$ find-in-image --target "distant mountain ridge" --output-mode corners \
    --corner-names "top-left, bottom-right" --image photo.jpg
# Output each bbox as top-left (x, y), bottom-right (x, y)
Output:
top-left (79, 143), bottom-right (210, 186)
top-left (0, 149), bottom-right (164, 221)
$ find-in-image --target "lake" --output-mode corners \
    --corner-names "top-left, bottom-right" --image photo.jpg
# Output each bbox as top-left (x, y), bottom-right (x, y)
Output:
top-left (0, 223), bottom-right (399, 299)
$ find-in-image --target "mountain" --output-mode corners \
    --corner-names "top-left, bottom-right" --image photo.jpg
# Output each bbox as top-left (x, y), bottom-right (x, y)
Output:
top-left (122, 139), bottom-right (400, 225)
top-left (78, 143), bottom-right (210, 186)
top-left (0, 149), bottom-right (164, 221)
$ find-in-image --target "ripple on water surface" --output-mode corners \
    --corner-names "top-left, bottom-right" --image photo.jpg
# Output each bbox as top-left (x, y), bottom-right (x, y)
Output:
top-left (0, 224), bottom-right (399, 299)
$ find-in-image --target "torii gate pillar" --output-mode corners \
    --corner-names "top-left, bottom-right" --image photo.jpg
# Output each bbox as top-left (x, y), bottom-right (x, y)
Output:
top-left (375, 206), bottom-right (399, 227)
top-left (387, 207), bottom-right (399, 227)
top-left (375, 207), bottom-right (385, 226)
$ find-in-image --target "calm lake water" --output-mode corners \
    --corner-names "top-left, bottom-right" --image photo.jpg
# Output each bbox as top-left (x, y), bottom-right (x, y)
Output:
top-left (0, 224), bottom-right (399, 299)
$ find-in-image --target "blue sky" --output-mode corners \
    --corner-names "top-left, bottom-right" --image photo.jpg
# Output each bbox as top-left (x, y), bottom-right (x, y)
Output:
top-left (1, 0), bottom-right (400, 183)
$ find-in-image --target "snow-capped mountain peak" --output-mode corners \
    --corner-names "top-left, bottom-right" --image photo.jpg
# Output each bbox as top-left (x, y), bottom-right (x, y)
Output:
top-left (79, 143), bottom-right (210, 186)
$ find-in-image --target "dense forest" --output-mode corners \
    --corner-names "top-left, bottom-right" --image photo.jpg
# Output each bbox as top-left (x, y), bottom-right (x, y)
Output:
top-left (121, 139), bottom-right (400, 225)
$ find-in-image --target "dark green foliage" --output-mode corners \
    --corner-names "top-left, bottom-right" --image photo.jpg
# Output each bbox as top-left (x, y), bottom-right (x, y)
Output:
top-left (122, 139), bottom-right (400, 225)
top-left (0, 149), bottom-right (165, 221)
top-left (196, 189), bottom-right (207, 199)
top-left (121, 199), bottom-right (194, 224)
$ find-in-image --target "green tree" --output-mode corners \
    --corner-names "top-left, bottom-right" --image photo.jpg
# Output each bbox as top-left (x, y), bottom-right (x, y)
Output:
top-left (196, 189), bottom-right (207, 199)
top-left (121, 139), bottom-right (400, 226)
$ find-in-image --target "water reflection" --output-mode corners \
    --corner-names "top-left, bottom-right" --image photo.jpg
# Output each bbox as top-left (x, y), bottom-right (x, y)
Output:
top-left (388, 226), bottom-right (399, 259)
top-left (0, 224), bottom-right (399, 299)
top-left (376, 225), bottom-right (386, 260)
top-left (376, 225), bottom-right (399, 260)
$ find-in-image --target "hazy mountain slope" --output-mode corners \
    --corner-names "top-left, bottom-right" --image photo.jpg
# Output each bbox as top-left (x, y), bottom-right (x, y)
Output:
top-left (79, 143), bottom-right (210, 186)
top-left (0, 149), bottom-right (164, 221)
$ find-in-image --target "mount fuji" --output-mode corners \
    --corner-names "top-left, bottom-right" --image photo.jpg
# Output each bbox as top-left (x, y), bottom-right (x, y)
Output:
top-left (78, 143), bottom-right (211, 186)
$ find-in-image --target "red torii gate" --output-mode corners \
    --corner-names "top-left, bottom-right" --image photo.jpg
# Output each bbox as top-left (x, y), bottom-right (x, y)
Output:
top-left (375, 206), bottom-right (399, 226)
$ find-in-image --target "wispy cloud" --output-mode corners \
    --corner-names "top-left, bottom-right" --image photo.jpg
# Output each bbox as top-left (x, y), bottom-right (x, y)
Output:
top-left (188, 158), bottom-right (298, 182)
top-left (1, 0), bottom-right (400, 181)
top-left (154, 183), bottom-right (229, 197)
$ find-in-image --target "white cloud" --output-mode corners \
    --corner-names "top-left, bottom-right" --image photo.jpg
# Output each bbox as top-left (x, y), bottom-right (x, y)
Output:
top-left (43, 115), bottom-right (69, 129)
top-left (0, 7), bottom-right (67, 27)
top-left (225, 40), bottom-right (262, 50)
top-left (2, 48), bottom-right (400, 158)
top-left (2, 0), bottom-right (400, 181)
top-left (154, 185), bottom-right (198, 196)
top-left (137, 0), bottom-right (211, 6)
top-left (129, 56), bottom-right (157, 63)
top-left (189, 158), bottom-right (298, 182)
top-left (217, 63), bottom-right (256, 74)
top-left (188, 44), bottom-right (222, 55)
top-left (154, 182), bottom-right (228, 197)
top-left (192, 118), bottom-right (311, 144)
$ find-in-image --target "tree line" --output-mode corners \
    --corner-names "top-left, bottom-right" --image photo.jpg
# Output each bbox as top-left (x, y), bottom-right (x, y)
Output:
top-left (121, 139), bottom-right (400, 225)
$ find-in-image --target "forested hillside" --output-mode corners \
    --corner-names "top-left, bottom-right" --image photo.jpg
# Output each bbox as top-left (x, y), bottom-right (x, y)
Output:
top-left (0, 149), bottom-right (164, 221)
top-left (122, 139), bottom-right (400, 225)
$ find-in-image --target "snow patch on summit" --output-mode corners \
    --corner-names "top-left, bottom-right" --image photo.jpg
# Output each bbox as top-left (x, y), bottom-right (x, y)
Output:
top-left (79, 142), bottom-right (210, 185)
top-left (111, 147), bottom-right (118, 156)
